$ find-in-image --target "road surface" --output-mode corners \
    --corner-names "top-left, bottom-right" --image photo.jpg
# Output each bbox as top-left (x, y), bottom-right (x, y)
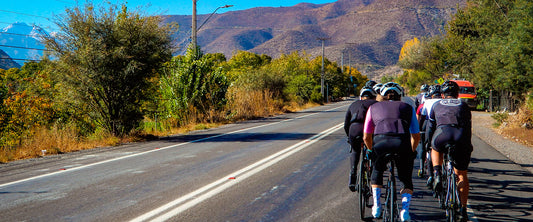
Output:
top-left (0, 98), bottom-right (531, 221)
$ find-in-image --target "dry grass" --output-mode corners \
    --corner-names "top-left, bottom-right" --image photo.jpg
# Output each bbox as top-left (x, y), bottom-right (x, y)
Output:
top-left (496, 104), bottom-right (533, 147)
top-left (1, 90), bottom-right (319, 163)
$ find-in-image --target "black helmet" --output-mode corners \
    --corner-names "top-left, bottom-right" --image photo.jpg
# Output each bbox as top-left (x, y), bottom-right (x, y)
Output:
top-left (373, 83), bottom-right (383, 94)
top-left (428, 84), bottom-right (442, 98)
top-left (441, 80), bottom-right (459, 98)
top-left (420, 84), bottom-right (429, 92)
top-left (359, 86), bottom-right (377, 98)
top-left (365, 80), bottom-right (377, 88)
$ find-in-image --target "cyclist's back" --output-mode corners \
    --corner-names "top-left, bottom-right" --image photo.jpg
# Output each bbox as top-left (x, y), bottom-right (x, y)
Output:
top-left (363, 82), bottom-right (420, 221)
top-left (430, 81), bottom-right (473, 222)
top-left (344, 87), bottom-right (378, 192)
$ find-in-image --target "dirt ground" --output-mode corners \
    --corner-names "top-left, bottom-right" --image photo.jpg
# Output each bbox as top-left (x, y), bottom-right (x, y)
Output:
top-left (472, 111), bottom-right (533, 173)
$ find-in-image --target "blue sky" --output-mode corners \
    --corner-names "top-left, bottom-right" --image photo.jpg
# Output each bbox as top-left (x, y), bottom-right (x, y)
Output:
top-left (0, 0), bottom-right (336, 31)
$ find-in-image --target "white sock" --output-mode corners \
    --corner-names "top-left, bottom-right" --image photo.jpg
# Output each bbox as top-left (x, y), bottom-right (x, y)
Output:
top-left (401, 193), bottom-right (412, 210)
top-left (373, 187), bottom-right (381, 206)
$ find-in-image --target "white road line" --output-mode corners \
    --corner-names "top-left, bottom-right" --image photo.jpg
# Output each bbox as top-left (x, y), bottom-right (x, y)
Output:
top-left (0, 104), bottom-right (349, 189)
top-left (130, 123), bottom-right (344, 222)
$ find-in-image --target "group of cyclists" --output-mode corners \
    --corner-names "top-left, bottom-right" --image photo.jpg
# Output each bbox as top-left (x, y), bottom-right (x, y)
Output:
top-left (344, 80), bottom-right (473, 221)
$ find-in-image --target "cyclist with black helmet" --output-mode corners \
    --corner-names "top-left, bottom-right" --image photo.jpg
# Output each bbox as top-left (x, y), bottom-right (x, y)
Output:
top-left (419, 84), bottom-right (442, 187)
top-left (365, 80), bottom-right (378, 88)
top-left (430, 80), bottom-right (473, 221)
top-left (344, 87), bottom-right (379, 192)
top-left (415, 84), bottom-right (429, 109)
top-left (363, 82), bottom-right (420, 221)
top-left (373, 83), bottom-right (384, 101)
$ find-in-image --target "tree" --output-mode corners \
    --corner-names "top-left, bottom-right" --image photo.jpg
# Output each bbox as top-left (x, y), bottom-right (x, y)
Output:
top-left (42, 3), bottom-right (173, 136)
top-left (160, 46), bottom-right (229, 125)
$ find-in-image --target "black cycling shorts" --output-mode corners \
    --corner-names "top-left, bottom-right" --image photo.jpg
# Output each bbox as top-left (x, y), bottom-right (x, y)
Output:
top-left (431, 125), bottom-right (473, 171)
top-left (371, 134), bottom-right (416, 190)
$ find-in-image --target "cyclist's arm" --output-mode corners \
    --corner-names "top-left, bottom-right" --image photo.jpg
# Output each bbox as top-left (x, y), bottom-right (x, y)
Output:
top-left (363, 106), bottom-right (375, 150)
top-left (409, 107), bottom-right (421, 152)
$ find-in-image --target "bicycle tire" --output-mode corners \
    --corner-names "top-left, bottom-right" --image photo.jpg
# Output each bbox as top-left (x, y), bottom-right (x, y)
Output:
top-left (383, 160), bottom-right (397, 222)
top-left (391, 161), bottom-right (397, 222)
top-left (358, 151), bottom-right (366, 220)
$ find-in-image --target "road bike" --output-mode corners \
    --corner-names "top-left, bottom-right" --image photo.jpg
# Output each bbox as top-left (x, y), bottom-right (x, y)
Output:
top-left (357, 145), bottom-right (373, 220)
top-left (443, 144), bottom-right (461, 222)
top-left (382, 153), bottom-right (400, 222)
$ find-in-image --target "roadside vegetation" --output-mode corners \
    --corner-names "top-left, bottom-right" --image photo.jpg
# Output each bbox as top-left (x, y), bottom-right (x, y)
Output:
top-left (0, 3), bottom-right (369, 163)
top-left (396, 0), bottom-right (533, 146)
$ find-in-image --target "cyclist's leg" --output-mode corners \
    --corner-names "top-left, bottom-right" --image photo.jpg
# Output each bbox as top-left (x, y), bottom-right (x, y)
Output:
top-left (452, 140), bottom-right (472, 221)
top-left (349, 139), bottom-right (363, 191)
top-left (396, 141), bottom-right (415, 221)
top-left (370, 135), bottom-right (399, 218)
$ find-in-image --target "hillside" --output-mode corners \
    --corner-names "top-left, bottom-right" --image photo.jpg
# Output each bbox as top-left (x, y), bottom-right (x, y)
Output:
top-left (0, 49), bottom-right (20, 69)
top-left (163, 0), bottom-right (466, 79)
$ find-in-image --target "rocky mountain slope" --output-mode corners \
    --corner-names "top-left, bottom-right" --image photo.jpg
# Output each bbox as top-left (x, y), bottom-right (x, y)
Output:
top-left (164, 0), bottom-right (465, 78)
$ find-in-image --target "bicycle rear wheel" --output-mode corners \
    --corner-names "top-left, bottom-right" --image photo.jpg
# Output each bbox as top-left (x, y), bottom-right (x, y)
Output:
top-left (358, 154), bottom-right (367, 220)
top-left (383, 162), bottom-right (397, 222)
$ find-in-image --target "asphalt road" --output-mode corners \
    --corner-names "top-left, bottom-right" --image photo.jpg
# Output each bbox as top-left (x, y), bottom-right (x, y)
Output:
top-left (0, 98), bottom-right (532, 221)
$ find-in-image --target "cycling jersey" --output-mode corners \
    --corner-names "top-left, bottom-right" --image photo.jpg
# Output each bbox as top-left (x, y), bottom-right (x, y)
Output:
top-left (364, 101), bottom-right (419, 135)
top-left (344, 99), bottom-right (379, 143)
top-left (364, 100), bottom-right (419, 190)
top-left (430, 98), bottom-right (473, 170)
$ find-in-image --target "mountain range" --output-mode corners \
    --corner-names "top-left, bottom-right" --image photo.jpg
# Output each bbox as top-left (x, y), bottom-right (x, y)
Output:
top-left (0, 22), bottom-right (48, 69)
top-left (164, 0), bottom-right (466, 78)
top-left (1, 0), bottom-right (466, 78)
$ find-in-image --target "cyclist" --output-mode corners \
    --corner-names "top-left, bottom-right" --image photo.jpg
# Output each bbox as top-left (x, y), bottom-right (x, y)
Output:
top-left (365, 80), bottom-right (378, 88)
top-left (430, 81), bottom-right (473, 221)
top-left (373, 83), bottom-right (384, 101)
top-left (419, 84), bottom-right (442, 187)
top-left (363, 82), bottom-right (420, 221)
top-left (415, 84), bottom-right (429, 109)
top-left (344, 87), bottom-right (379, 192)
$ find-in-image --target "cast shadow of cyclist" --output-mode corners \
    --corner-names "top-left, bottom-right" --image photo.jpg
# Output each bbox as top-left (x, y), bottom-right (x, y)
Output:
top-left (466, 157), bottom-right (533, 221)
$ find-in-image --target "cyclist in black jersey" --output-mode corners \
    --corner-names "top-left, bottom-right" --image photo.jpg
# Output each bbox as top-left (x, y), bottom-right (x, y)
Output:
top-left (344, 87), bottom-right (379, 192)
top-left (430, 81), bottom-right (473, 221)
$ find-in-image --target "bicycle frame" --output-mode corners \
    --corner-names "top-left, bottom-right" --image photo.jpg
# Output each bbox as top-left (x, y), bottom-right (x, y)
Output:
top-left (383, 154), bottom-right (399, 222)
top-left (444, 145), bottom-right (461, 221)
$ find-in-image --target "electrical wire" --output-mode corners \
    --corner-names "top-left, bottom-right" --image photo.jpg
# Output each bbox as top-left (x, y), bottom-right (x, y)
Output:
top-left (0, 44), bottom-right (50, 51)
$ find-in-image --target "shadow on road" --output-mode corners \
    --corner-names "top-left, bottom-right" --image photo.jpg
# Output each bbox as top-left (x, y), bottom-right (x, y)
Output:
top-left (468, 157), bottom-right (533, 221)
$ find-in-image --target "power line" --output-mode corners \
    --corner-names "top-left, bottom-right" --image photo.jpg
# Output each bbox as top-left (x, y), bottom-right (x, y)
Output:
top-left (0, 9), bottom-right (51, 20)
top-left (0, 58), bottom-right (41, 62)
top-left (0, 44), bottom-right (50, 51)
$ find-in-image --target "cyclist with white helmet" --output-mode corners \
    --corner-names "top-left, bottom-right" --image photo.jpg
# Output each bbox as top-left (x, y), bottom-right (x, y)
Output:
top-left (344, 87), bottom-right (379, 192)
top-left (363, 82), bottom-right (420, 221)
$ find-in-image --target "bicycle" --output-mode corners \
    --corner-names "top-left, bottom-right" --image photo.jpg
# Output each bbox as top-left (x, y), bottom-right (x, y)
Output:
top-left (443, 144), bottom-right (461, 221)
top-left (382, 153), bottom-right (400, 222)
top-left (357, 145), bottom-right (373, 220)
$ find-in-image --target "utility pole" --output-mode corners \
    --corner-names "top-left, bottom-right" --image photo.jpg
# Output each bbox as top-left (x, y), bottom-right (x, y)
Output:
top-left (345, 43), bottom-right (356, 75)
top-left (317, 37), bottom-right (330, 102)
top-left (192, 0), bottom-right (197, 51)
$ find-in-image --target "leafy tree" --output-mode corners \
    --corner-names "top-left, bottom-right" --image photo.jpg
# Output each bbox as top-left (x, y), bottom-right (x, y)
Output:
top-left (160, 46), bottom-right (229, 125)
top-left (42, 3), bottom-right (173, 136)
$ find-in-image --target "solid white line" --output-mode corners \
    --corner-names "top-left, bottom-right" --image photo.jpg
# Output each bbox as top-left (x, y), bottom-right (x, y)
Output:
top-left (130, 123), bottom-right (344, 222)
top-left (0, 104), bottom-right (349, 190)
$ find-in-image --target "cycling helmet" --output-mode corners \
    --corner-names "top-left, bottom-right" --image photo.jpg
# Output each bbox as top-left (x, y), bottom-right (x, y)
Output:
top-left (359, 86), bottom-right (377, 98)
top-left (428, 84), bottom-right (442, 98)
top-left (441, 80), bottom-right (460, 98)
top-left (365, 80), bottom-right (377, 88)
top-left (420, 84), bottom-right (429, 92)
top-left (373, 83), bottom-right (383, 94)
top-left (380, 82), bottom-right (403, 97)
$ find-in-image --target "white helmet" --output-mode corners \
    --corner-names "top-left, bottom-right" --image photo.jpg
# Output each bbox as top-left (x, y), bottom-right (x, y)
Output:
top-left (380, 82), bottom-right (403, 97)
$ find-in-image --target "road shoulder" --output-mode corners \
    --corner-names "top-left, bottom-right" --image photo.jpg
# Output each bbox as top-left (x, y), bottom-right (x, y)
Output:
top-left (472, 111), bottom-right (533, 173)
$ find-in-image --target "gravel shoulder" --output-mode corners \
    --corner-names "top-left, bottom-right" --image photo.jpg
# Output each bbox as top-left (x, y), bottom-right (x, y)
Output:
top-left (472, 111), bottom-right (533, 173)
